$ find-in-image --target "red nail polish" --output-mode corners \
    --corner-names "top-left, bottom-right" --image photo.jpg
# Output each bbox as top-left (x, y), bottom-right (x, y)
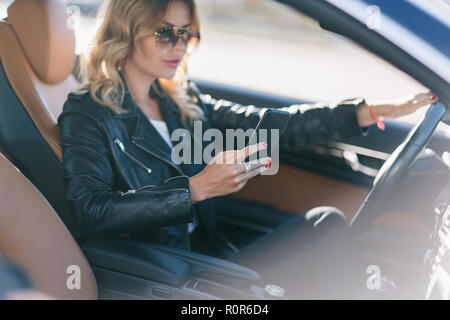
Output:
top-left (265, 163), bottom-right (271, 168)
top-left (431, 95), bottom-right (437, 101)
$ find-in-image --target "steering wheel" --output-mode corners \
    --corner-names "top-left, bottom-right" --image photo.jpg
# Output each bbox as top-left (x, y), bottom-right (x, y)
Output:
top-left (350, 102), bottom-right (447, 233)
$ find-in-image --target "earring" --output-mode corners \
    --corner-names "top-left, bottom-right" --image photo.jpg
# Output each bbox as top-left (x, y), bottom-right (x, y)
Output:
top-left (117, 57), bottom-right (126, 71)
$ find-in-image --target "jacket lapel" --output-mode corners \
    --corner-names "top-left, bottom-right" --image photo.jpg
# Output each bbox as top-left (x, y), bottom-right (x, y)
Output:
top-left (115, 77), bottom-right (185, 175)
top-left (156, 84), bottom-right (204, 178)
top-left (131, 111), bottom-right (172, 160)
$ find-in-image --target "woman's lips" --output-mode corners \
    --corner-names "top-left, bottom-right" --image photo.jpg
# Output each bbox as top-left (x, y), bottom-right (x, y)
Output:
top-left (164, 59), bottom-right (181, 68)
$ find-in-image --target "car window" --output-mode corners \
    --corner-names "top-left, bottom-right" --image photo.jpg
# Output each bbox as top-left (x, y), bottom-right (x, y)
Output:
top-left (192, 0), bottom-right (434, 127)
top-left (65, 0), bottom-right (104, 55)
top-left (0, 0), bottom-right (442, 128)
top-left (0, 0), bottom-right (13, 19)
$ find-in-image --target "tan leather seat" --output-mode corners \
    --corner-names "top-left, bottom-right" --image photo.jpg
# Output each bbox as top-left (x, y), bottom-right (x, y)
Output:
top-left (0, 0), bottom-right (96, 299)
top-left (0, 0), bottom-right (79, 161)
top-left (0, 0), bottom-right (84, 241)
top-left (0, 151), bottom-right (97, 299)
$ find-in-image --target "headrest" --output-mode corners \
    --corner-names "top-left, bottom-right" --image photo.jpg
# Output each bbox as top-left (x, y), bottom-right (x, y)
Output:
top-left (7, 0), bottom-right (75, 84)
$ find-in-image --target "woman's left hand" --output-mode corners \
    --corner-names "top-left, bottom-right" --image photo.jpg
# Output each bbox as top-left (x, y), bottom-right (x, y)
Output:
top-left (390, 91), bottom-right (438, 118)
top-left (357, 91), bottom-right (438, 128)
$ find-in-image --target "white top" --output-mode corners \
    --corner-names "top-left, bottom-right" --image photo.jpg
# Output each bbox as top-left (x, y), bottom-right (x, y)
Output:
top-left (149, 118), bottom-right (173, 148)
top-left (148, 118), bottom-right (198, 234)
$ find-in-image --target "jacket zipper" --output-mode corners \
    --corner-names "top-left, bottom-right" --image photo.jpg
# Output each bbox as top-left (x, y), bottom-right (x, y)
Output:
top-left (120, 185), bottom-right (189, 196)
top-left (114, 138), bottom-right (152, 174)
top-left (131, 139), bottom-right (184, 176)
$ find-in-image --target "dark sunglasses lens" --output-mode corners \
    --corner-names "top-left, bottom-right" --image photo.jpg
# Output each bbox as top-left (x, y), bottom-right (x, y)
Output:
top-left (157, 27), bottom-right (200, 51)
top-left (158, 27), bottom-right (177, 47)
top-left (184, 30), bottom-right (200, 46)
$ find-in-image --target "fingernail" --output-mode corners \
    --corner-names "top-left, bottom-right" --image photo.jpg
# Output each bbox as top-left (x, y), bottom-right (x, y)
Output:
top-left (267, 158), bottom-right (272, 163)
top-left (431, 95), bottom-right (437, 101)
top-left (263, 142), bottom-right (268, 148)
top-left (265, 162), bottom-right (272, 168)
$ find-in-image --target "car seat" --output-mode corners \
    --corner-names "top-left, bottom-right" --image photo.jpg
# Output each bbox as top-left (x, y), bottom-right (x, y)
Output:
top-left (0, 0), bottom-right (81, 240)
top-left (0, 151), bottom-right (97, 299)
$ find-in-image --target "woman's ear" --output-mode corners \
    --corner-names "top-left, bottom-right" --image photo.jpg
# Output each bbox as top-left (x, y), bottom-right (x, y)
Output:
top-left (117, 56), bottom-right (127, 71)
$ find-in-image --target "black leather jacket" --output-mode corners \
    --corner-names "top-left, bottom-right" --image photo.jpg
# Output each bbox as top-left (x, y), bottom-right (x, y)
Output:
top-left (57, 78), bottom-right (367, 253)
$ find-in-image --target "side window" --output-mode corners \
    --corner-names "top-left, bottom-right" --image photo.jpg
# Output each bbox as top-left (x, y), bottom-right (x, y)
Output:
top-left (0, 0), bottom-right (14, 19)
top-left (2, 0), bottom-right (433, 126)
top-left (66, 0), bottom-right (105, 54)
top-left (192, 0), bottom-right (429, 125)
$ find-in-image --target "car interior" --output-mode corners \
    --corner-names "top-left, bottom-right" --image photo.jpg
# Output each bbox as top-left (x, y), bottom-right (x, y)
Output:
top-left (0, 0), bottom-right (449, 299)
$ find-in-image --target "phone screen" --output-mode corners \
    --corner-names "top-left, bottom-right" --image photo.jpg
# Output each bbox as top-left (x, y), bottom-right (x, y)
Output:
top-left (247, 109), bottom-right (291, 160)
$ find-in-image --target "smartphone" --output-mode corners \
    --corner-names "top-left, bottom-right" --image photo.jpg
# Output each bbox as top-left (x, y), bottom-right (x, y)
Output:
top-left (246, 108), bottom-right (291, 160)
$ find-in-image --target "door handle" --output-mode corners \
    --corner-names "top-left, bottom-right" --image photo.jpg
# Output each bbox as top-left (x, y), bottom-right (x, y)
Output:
top-left (343, 150), bottom-right (379, 177)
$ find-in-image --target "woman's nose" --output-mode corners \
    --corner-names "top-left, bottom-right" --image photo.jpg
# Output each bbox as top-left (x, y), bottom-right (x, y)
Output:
top-left (173, 36), bottom-right (187, 52)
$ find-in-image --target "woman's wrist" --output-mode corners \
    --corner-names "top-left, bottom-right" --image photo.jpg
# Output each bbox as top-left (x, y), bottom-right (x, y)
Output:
top-left (357, 101), bottom-right (395, 128)
top-left (189, 175), bottom-right (207, 204)
top-left (357, 92), bottom-right (436, 128)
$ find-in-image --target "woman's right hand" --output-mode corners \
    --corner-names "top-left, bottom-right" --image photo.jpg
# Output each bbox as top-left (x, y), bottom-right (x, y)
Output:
top-left (189, 142), bottom-right (271, 204)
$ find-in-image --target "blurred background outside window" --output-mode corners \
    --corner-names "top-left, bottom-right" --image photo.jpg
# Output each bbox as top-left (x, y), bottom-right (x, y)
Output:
top-left (1, 0), bottom-right (447, 128)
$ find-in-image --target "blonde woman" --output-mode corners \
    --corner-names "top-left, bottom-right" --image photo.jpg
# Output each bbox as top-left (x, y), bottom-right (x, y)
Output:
top-left (58, 0), bottom-right (436, 298)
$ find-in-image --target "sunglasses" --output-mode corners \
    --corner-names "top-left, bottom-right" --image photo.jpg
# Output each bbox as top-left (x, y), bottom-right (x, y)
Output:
top-left (153, 26), bottom-right (200, 53)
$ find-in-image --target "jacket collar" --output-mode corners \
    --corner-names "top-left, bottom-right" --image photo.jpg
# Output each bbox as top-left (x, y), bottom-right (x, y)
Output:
top-left (113, 72), bottom-right (188, 173)
top-left (113, 72), bottom-right (180, 119)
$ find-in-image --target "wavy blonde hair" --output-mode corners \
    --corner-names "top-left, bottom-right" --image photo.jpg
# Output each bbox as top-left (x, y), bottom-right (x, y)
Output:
top-left (75, 0), bottom-right (204, 123)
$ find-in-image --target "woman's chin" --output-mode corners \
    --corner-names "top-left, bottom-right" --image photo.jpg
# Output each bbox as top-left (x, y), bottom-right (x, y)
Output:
top-left (159, 71), bottom-right (177, 80)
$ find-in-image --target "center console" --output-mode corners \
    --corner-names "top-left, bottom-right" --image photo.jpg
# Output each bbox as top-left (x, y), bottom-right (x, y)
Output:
top-left (82, 238), bottom-right (283, 300)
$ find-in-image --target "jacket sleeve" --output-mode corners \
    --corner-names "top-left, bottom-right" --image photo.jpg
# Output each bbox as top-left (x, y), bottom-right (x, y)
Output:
top-left (188, 81), bottom-right (368, 152)
top-left (58, 106), bottom-right (193, 237)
